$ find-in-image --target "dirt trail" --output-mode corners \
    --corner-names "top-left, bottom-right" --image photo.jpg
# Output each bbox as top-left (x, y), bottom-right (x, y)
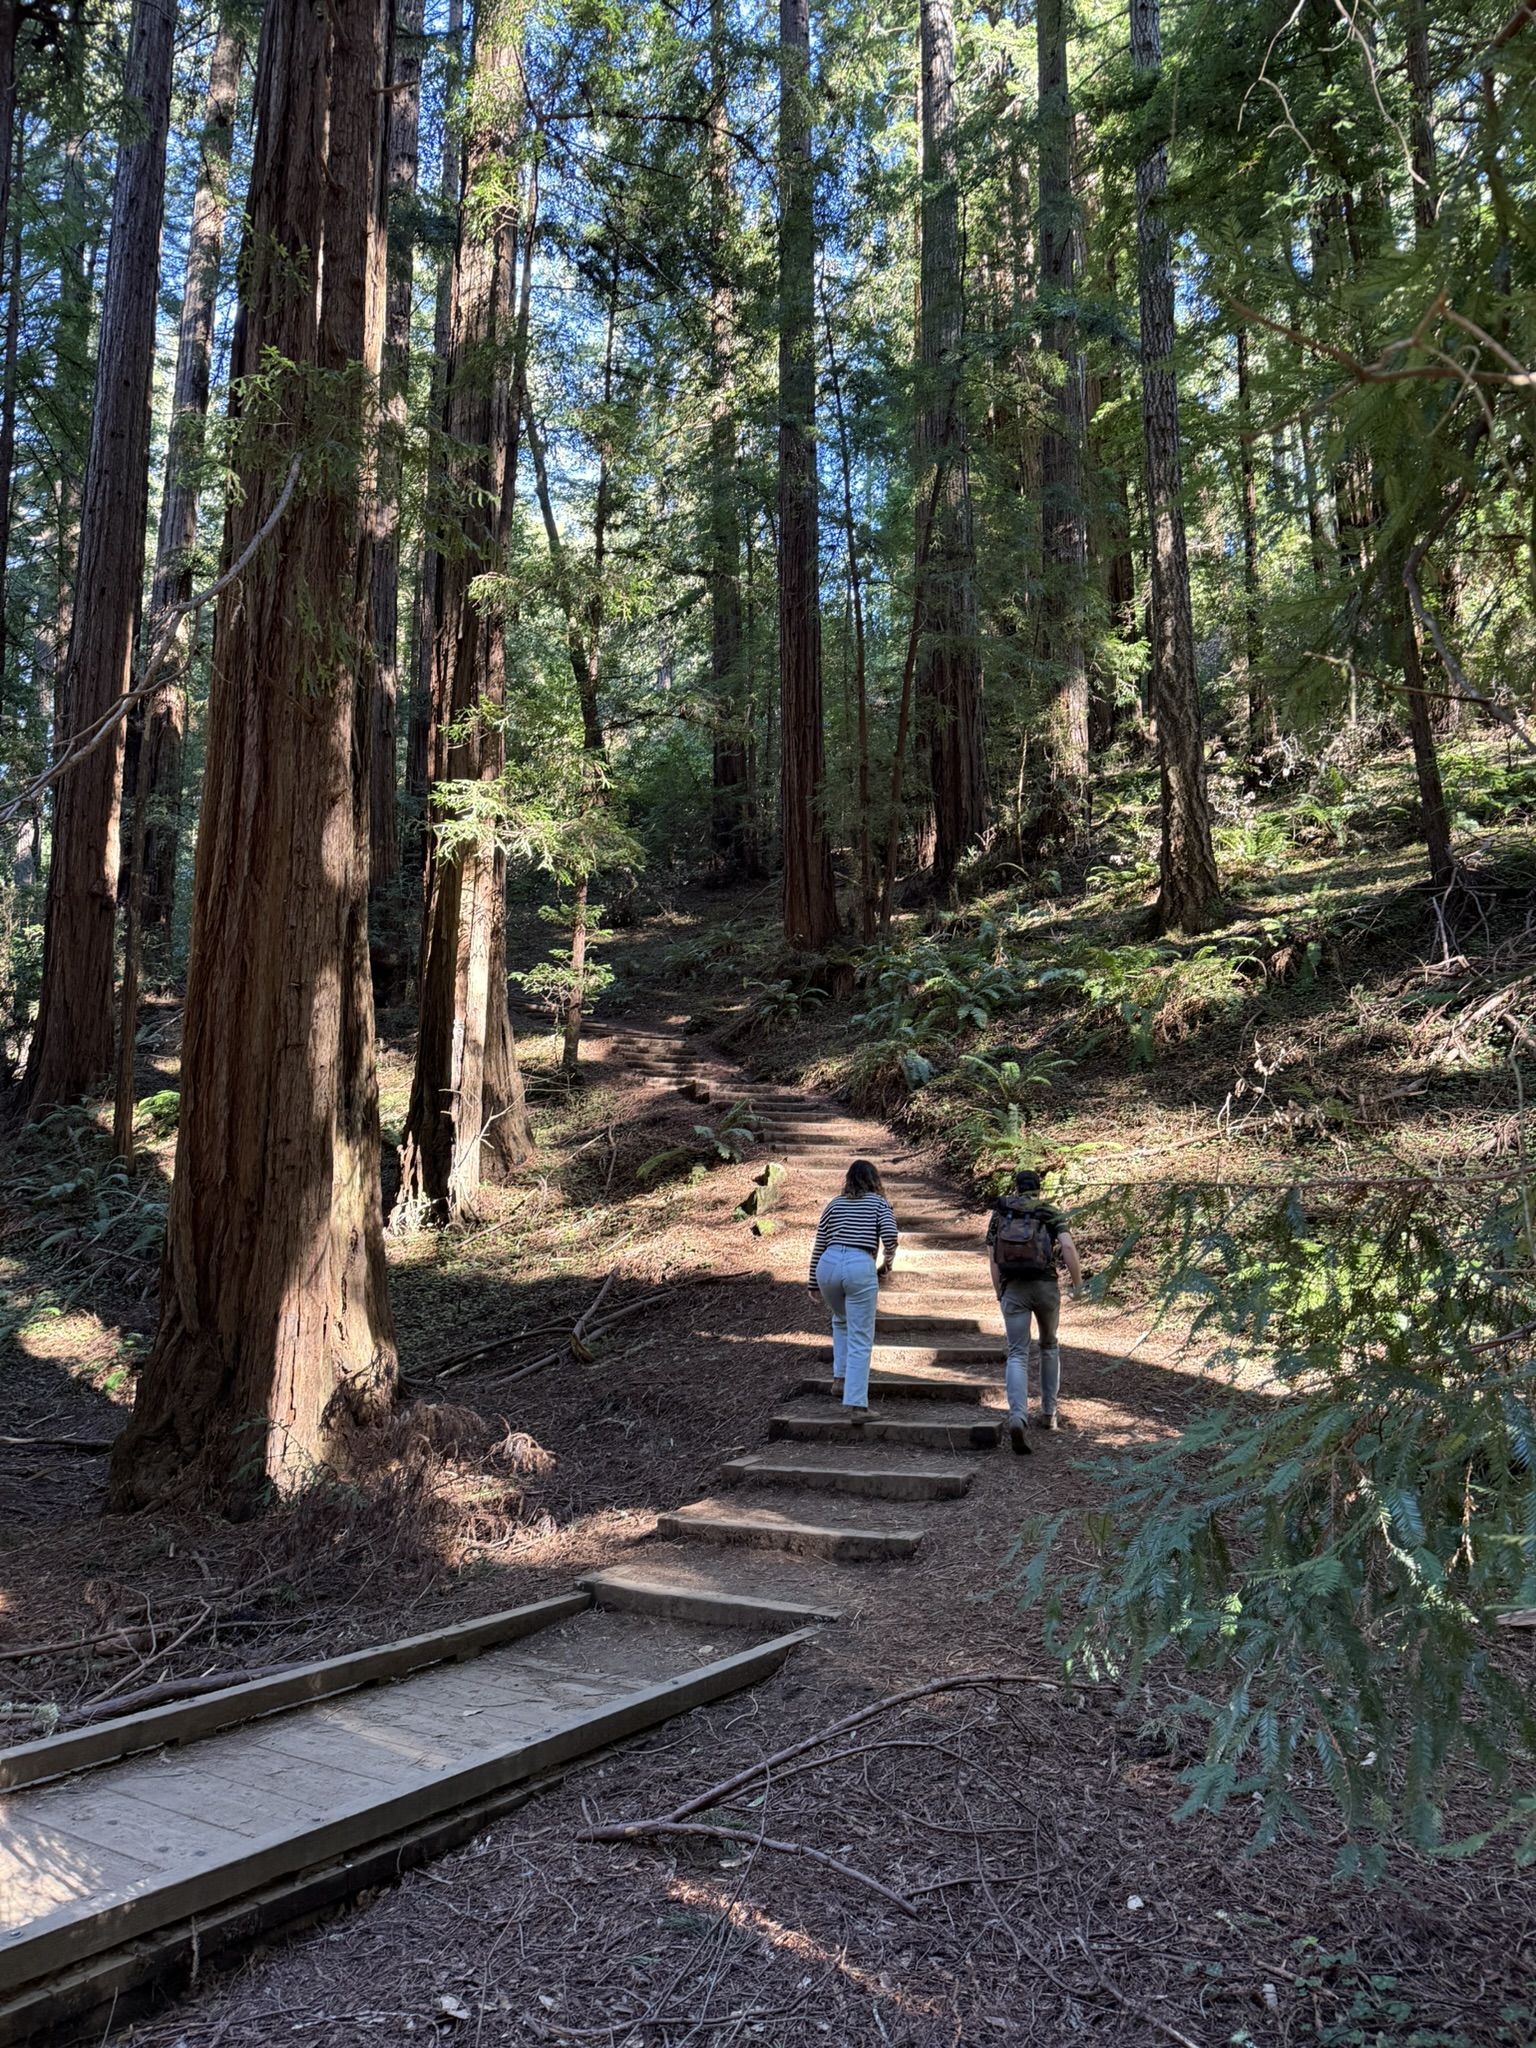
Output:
top-left (77, 1018), bottom-right (1532, 2048)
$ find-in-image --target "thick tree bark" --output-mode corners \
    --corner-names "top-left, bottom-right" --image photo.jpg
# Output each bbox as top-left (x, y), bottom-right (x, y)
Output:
top-left (368, 0), bottom-right (424, 890)
top-left (404, 0), bottom-right (464, 879)
top-left (1235, 327), bottom-right (1274, 760)
top-left (0, 115), bottom-right (21, 714)
top-left (915, 0), bottom-right (984, 888)
top-left (1405, 0), bottom-right (1437, 237)
top-left (397, 0), bottom-right (532, 1224)
top-left (1130, 0), bottom-right (1219, 934)
top-left (1036, 0), bottom-right (1088, 793)
top-left (707, 0), bottom-right (757, 877)
top-left (136, 10), bottom-right (244, 949)
top-left (110, 0), bottom-right (398, 1512)
top-left (777, 0), bottom-right (838, 948)
top-left (0, 0), bottom-right (18, 292)
top-left (1400, 581), bottom-right (1453, 888)
top-left (26, 0), bottom-right (176, 1113)
top-left (824, 294), bottom-right (873, 938)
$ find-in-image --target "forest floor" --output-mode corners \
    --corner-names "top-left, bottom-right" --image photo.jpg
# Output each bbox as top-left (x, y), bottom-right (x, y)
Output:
top-left (2, 731), bottom-right (1535, 2045)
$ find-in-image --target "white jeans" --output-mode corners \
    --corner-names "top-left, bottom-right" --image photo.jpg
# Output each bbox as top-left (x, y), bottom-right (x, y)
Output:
top-left (815, 1245), bottom-right (879, 1407)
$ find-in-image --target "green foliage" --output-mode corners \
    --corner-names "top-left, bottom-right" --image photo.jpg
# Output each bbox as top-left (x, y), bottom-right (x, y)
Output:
top-left (509, 901), bottom-right (619, 1025)
top-left (952, 1047), bottom-right (1071, 1180)
top-left (0, 875), bottom-right (43, 1087)
top-left (636, 1098), bottom-right (761, 1186)
top-left (135, 1090), bottom-right (181, 1136)
top-left (1021, 1173), bottom-right (1536, 1869)
top-left (739, 978), bottom-right (828, 1035)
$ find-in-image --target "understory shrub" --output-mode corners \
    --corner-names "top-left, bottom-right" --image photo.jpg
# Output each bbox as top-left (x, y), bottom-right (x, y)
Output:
top-left (1018, 1171), bottom-right (1536, 1872)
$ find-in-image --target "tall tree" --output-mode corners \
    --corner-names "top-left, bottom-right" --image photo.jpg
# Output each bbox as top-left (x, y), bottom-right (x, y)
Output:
top-left (707, 0), bottom-right (757, 877)
top-left (396, 0), bottom-right (533, 1223)
top-left (1235, 326), bottom-right (1273, 760)
top-left (25, 0), bottom-right (176, 1112)
top-left (0, 114), bottom-right (22, 706)
top-left (915, 0), bottom-right (985, 888)
top-left (404, 0), bottom-right (465, 877)
top-left (1035, 0), bottom-right (1088, 795)
top-left (777, 0), bottom-right (838, 947)
top-left (137, 8), bottom-right (245, 949)
top-left (368, 0), bottom-right (425, 890)
top-left (1130, 0), bottom-right (1219, 933)
top-left (110, 0), bottom-right (397, 1510)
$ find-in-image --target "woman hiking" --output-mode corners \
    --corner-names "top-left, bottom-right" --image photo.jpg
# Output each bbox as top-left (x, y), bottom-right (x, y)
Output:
top-left (808, 1159), bottom-right (898, 1415)
top-left (987, 1168), bottom-right (1081, 1452)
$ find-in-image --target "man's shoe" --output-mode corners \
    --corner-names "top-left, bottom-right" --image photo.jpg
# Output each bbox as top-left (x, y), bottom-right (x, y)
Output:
top-left (1041, 1411), bottom-right (1061, 1432)
top-left (1009, 1416), bottom-right (1033, 1456)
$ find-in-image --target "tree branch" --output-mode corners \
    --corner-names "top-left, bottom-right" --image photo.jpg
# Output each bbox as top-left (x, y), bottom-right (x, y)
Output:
top-left (0, 455), bottom-right (302, 825)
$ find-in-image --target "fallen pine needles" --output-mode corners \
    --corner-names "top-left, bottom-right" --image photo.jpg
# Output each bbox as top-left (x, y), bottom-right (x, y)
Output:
top-left (597, 1819), bottom-right (919, 1915)
top-left (582, 1669), bottom-right (1067, 1841)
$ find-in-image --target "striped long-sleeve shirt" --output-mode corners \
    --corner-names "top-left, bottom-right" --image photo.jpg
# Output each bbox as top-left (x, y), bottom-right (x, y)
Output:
top-left (808, 1192), bottom-right (899, 1285)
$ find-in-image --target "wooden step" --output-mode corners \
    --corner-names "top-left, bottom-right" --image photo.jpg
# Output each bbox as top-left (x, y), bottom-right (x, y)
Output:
top-left (811, 1341), bottom-right (1004, 1368)
top-left (769, 1408), bottom-right (1002, 1451)
top-left (875, 1311), bottom-right (990, 1335)
top-left (0, 1605), bottom-right (809, 2023)
top-left (721, 1452), bottom-right (973, 1501)
top-left (792, 1374), bottom-right (994, 1403)
top-left (580, 1567), bottom-right (842, 1628)
top-left (656, 1500), bottom-right (923, 1561)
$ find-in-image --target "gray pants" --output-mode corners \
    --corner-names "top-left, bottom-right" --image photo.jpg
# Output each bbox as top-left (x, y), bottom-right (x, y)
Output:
top-left (999, 1275), bottom-right (1061, 1421)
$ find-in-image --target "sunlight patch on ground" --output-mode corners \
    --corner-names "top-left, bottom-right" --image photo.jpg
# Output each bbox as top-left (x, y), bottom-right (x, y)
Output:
top-left (663, 1874), bottom-right (948, 2022)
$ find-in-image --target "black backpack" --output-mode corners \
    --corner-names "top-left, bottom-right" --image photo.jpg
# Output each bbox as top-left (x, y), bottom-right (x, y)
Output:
top-left (993, 1198), bottom-right (1056, 1277)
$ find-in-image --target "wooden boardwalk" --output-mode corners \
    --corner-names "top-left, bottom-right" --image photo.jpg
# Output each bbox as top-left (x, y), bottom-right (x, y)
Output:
top-left (0, 1596), bottom-right (809, 2045)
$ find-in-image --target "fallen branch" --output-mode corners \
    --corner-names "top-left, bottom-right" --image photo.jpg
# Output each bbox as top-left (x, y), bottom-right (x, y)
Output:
top-left (0, 1434), bottom-right (117, 1454)
top-left (476, 1277), bottom-right (711, 1387)
top-left (428, 1320), bottom-right (572, 1382)
top-left (568, 1269), bottom-right (619, 1358)
top-left (584, 1819), bottom-right (917, 1916)
top-left (584, 1669), bottom-right (1066, 1838)
top-left (0, 455), bottom-right (302, 826)
top-left (1074, 1935), bottom-right (1205, 2048)
top-left (58, 1662), bottom-right (306, 1727)
top-left (0, 1619), bottom-right (184, 1664)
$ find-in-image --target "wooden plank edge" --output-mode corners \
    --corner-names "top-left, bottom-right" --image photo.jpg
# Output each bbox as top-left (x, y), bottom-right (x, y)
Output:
top-left (0, 1592), bottom-right (593, 1793)
top-left (0, 1770), bottom-right (561, 2048)
top-left (0, 1628), bottom-right (815, 1998)
top-left (578, 1571), bottom-right (842, 1627)
top-left (654, 1512), bottom-right (924, 1560)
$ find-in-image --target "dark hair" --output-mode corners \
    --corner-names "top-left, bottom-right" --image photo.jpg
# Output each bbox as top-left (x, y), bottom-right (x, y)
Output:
top-left (844, 1158), bottom-right (886, 1199)
top-left (1012, 1169), bottom-right (1042, 1194)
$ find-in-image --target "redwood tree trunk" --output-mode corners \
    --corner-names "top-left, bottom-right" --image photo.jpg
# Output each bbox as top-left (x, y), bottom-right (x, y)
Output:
top-left (1036, 0), bottom-right (1088, 793)
top-left (368, 0), bottom-right (424, 890)
top-left (404, 0), bottom-right (464, 879)
top-left (138, 9), bottom-right (244, 949)
top-left (0, 116), bottom-right (22, 711)
top-left (1235, 327), bottom-right (1274, 760)
top-left (707, 0), bottom-right (756, 877)
top-left (397, 0), bottom-right (532, 1224)
top-left (1400, 579), bottom-right (1453, 888)
top-left (1131, 0), bottom-right (1219, 934)
top-left (0, 0), bottom-right (18, 294)
top-left (26, 0), bottom-right (176, 1113)
top-left (777, 0), bottom-right (838, 948)
top-left (109, 0), bottom-right (398, 1513)
top-left (915, 0), bottom-right (985, 888)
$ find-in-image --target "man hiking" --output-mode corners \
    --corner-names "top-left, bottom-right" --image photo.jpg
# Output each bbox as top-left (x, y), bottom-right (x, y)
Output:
top-left (986, 1168), bottom-right (1081, 1453)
